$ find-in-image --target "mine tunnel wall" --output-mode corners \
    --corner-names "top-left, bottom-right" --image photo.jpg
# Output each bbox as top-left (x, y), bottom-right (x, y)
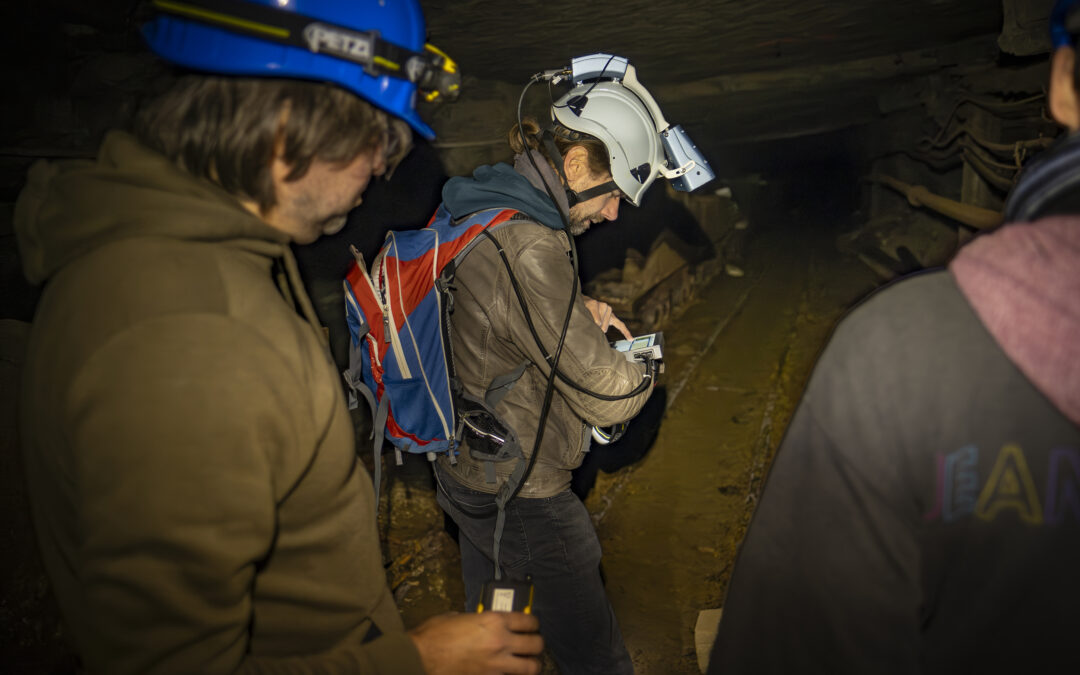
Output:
top-left (0, 2), bottom-right (1066, 668)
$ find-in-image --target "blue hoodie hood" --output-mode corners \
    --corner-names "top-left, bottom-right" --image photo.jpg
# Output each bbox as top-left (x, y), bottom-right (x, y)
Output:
top-left (441, 161), bottom-right (566, 230)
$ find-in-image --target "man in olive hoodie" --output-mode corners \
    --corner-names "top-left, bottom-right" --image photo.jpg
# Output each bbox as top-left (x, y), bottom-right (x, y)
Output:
top-left (14, 2), bottom-right (541, 673)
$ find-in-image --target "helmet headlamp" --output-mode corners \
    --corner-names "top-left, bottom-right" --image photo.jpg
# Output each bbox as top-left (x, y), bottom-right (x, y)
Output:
top-left (142, 0), bottom-right (460, 138)
top-left (1051, 0), bottom-right (1080, 49)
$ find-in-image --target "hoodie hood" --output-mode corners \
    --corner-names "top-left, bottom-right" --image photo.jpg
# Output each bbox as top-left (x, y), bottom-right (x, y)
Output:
top-left (1003, 131), bottom-right (1080, 222)
top-left (949, 217), bottom-right (1080, 426)
top-left (14, 131), bottom-right (289, 285)
top-left (441, 151), bottom-right (568, 230)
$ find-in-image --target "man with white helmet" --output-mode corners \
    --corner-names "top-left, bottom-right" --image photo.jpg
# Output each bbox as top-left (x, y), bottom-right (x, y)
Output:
top-left (432, 55), bottom-right (713, 673)
top-left (14, 1), bottom-right (543, 673)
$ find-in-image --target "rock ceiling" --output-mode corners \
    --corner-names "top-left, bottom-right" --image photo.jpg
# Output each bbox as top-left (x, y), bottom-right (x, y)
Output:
top-left (422, 0), bottom-right (1024, 157)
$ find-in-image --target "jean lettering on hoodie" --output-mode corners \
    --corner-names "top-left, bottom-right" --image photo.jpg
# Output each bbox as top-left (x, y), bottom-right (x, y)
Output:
top-left (924, 444), bottom-right (1080, 526)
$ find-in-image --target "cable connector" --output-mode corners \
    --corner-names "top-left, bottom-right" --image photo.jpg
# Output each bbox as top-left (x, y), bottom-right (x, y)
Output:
top-left (532, 68), bottom-right (570, 84)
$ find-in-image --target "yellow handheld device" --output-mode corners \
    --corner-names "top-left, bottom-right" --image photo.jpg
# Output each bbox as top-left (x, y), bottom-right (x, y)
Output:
top-left (476, 578), bottom-right (534, 613)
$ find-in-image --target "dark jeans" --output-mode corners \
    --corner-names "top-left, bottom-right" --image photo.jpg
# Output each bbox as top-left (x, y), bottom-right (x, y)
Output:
top-left (435, 466), bottom-right (633, 675)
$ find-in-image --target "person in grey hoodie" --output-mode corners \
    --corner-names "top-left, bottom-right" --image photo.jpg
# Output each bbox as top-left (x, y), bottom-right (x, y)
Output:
top-left (14, 2), bottom-right (542, 673)
top-left (707, 2), bottom-right (1080, 672)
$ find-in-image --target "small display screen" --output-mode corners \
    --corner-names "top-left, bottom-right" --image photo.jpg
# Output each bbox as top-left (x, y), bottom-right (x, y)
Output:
top-left (491, 588), bottom-right (517, 612)
top-left (631, 336), bottom-right (652, 350)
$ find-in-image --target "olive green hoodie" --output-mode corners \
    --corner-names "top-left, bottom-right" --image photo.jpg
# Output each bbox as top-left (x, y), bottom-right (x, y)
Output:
top-left (14, 131), bottom-right (424, 674)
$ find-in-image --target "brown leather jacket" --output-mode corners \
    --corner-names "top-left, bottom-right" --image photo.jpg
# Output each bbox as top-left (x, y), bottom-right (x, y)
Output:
top-left (436, 215), bottom-right (652, 498)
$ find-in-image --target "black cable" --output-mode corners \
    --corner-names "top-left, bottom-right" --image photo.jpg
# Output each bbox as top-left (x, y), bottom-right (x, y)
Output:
top-left (438, 61), bottom-right (644, 522)
top-left (433, 73), bottom-right (582, 520)
top-left (513, 62), bottom-right (649, 400)
top-left (552, 53), bottom-right (615, 110)
top-left (503, 57), bottom-right (653, 506)
top-left (479, 228), bottom-right (651, 401)
top-left (504, 74), bottom-right (579, 505)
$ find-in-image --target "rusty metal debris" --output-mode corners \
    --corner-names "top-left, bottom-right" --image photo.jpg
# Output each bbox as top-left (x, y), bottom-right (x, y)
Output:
top-left (586, 230), bottom-right (718, 332)
top-left (868, 173), bottom-right (1003, 230)
top-left (583, 188), bottom-right (744, 332)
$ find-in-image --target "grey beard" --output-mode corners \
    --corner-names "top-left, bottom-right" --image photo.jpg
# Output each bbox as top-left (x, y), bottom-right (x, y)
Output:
top-left (568, 219), bottom-right (589, 236)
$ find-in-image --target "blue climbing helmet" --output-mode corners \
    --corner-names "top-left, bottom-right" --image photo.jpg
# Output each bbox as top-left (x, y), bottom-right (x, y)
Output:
top-left (140, 0), bottom-right (459, 139)
top-left (1051, 0), bottom-right (1080, 49)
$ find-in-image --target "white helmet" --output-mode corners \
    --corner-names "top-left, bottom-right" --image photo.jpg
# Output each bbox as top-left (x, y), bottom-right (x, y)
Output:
top-left (548, 54), bottom-right (714, 207)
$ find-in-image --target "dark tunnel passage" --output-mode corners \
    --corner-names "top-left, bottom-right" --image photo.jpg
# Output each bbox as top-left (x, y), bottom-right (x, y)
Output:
top-left (1, 1), bottom-right (1074, 673)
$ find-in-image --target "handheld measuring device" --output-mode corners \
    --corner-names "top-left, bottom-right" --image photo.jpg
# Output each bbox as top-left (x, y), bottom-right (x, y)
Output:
top-left (612, 332), bottom-right (665, 373)
top-left (590, 332), bottom-right (665, 445)
top-left (477, 578), bottom-right (534, 613)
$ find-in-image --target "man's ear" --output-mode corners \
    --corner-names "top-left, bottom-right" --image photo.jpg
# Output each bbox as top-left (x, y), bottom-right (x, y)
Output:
top-left (270, 101), bottom-right (293, 169)
top-left (562, 145), bottom-right (589, 184)
top-left (1049, 47), bottom-right (1080, 132)
top-left (268, 144), bottom-right (291, 215)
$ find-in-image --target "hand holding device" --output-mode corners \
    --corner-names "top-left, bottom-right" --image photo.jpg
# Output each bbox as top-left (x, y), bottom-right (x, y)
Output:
top-left (409, 609), bottom-right (542, 675)
top-left (612, 331), bottom-right (665, 372)
top-left (591, 332), bottom-right (665, 445)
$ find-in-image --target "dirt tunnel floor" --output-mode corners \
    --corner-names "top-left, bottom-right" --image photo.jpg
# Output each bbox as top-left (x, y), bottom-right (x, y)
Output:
top-left (378, 214), bottom-right (881, 673)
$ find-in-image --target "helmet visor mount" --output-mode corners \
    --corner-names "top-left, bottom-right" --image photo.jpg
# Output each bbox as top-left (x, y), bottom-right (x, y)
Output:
top-left (661, 125), bottom-right (714, 193)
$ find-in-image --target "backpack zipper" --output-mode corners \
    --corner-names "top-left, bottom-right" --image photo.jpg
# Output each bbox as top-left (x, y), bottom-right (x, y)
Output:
top-left (346, 246), bottom-right (383, 369)
top-left (380, 234), bottom-right (412, 379)
top-left (390, 229), bottom-right (452, 442)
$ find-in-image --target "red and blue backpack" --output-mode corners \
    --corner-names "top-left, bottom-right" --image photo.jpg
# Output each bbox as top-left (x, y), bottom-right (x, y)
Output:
top-left (343, 205), bottom-right (527, 496)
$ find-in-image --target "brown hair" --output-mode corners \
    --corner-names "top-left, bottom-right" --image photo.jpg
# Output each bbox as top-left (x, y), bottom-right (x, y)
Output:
top-left (508, 116), bottom-right (610, 178)
top-left (133, 75), bottom-right (411, 212)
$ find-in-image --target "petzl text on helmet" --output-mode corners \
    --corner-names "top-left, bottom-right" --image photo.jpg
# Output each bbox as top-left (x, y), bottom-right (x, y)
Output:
top-left (145, 0), bottom-right (461, 107)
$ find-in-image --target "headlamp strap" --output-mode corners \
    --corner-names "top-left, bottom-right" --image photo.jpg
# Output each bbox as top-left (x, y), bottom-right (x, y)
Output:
top-left (147, 0), bottom-right (459, 100)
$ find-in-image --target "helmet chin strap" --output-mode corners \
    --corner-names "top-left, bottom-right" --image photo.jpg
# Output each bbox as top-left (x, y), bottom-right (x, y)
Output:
top-left (573, 180), bottom-right (620, 203)
top-left (541, 129), bottom-right (618, 208)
